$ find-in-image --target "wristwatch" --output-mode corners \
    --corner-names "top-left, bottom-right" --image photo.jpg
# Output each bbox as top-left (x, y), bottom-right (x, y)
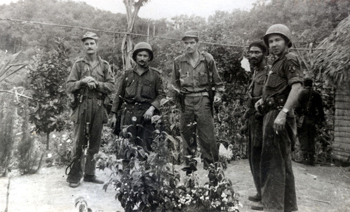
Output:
top-left (281, 108), bottom-right (289, 113)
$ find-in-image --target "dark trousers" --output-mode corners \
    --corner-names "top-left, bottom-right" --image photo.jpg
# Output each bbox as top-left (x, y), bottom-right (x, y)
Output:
top-left (67, 98), bottom-right (107, 183)
top-left (121, 103), bottom-right (155, 151)
top-left (180, 96), bottom-right (218, 166)
top-left (248, 113), bottom-right (263, 197)
top-left (261, 110), bottom-right (298, 211)
top-left (298, 116), bottom-right (316, 156)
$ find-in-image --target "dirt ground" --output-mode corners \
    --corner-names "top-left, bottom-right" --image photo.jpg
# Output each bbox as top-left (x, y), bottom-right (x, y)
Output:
top-left (0, 159), bottom-right (349, 212)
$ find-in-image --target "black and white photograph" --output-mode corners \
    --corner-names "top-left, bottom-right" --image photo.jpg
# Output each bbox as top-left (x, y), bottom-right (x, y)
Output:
top-left (0, 0), bottom-right (349, 211)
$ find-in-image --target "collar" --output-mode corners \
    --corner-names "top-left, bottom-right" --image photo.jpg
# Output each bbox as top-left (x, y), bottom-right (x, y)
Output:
top-left (253, 60), bottom-right (267, 72)
top-left (132, 65), bottom-right (149, 76)
top-left (81, 55), bottom-right (103, 65)
top-left (273, 49), bottom-right (289, 63)
top-left (179, 51), bottom-right (205, 62)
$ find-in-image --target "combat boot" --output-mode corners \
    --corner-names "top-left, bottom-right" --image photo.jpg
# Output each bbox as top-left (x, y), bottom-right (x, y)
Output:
top-left (83, 174), bottom-right (104, 184)
top-left (309, 154), bottom-right (316, 166)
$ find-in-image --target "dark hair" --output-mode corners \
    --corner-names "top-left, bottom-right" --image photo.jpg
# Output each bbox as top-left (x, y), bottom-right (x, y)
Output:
top-left (248, 40), bottom-right (267, 54)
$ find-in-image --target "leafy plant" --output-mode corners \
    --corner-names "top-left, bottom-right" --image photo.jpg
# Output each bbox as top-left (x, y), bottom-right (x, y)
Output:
top-left (28, 38), bottom-right (71, 150)
top-left (0, 93), bottom-right (16, 176)
top-left (100, 110), bottom-right (241, 212)
top-left (17, 99), bottom-right (44, 174)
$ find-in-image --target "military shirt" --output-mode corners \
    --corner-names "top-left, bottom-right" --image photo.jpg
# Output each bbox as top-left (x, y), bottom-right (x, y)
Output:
top-left (66, 56), bottom-right (114, 95)
top-left (263, 51), bottom-right (303, 100)
top-left (171, 51), bottom-right (224, 95)
top-left (111, 66), bottom-right (165, 113)
top-left (249, 65), bottom-right (269, 98)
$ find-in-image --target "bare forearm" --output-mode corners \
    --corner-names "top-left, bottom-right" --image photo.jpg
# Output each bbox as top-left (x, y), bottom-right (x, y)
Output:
top-left (283, 83), bottom-right (303, 110)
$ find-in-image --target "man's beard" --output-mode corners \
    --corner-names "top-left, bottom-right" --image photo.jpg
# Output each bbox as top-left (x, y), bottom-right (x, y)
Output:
top-left (249, 58), bottom-right (262, 66)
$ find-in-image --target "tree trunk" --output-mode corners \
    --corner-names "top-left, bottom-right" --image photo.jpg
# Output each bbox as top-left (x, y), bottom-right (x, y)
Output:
top-left (121, 0), bottom-right (146, 70)
top-left (46, 132), bottom-right (50, 150)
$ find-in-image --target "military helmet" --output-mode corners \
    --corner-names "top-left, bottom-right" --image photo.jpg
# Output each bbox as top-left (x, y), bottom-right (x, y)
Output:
top-left (132, 42), bottom-right (153, 61)
top-left (82, 32), bottom-right (99, 42)
top-left (263, 24), bottom-right (292, 48)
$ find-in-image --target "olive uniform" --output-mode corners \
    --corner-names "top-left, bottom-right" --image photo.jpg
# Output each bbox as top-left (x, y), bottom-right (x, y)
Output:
top-left (260, 51), bottom-right (302, 211)
top-left (66, 56), bottom-right (114, 184)
top-left (111, 66), bottom-right (165, 150)
top-left (296, 85), bottom-right (325, 165)
top-left (171, 50), bottom-right (224, 168)
top-left (246, 64), bottom-right (268, 200)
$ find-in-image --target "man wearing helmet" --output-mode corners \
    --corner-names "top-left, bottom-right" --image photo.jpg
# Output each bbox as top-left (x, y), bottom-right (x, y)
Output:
top-left (170, 30), bottom-right (224, 170)
top-left (111, 42), bottom-right (165, 151)
top-left (66, 32), bottom-right (114, 188)
top-left (253, 24), bottom-right (303, 211)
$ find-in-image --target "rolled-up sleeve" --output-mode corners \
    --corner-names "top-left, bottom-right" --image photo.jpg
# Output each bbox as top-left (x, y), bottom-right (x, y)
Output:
top-left (284, 58), bottom-right (303, 86)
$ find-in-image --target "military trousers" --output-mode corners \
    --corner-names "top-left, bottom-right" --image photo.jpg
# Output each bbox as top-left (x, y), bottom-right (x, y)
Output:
top-left (179, 96), bottom-right (218, 167)
top-left (261, 110), bottom-right (298, 212)
top-left (121, 103), bottom-right (156, 151)
top-left (248, 113), bottom-right (263, 197)
top-left (298, 116), bottom-right (317, 156)
top-left (67, 98), bottom-right (107, 183)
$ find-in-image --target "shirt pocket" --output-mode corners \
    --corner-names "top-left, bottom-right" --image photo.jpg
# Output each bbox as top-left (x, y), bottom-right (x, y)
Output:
top-left (198, 71), bottom-right (208, 85)
top-left (255, 75), bottom-right (266, 85)
top-left (141, 80), bottom-right (154, 99)
top-left (265, 72), bottom-right (285, 89)
top-left (93, 67), bottom-right (105, 81)
top-left (125, 79), bottom-right (136, 98)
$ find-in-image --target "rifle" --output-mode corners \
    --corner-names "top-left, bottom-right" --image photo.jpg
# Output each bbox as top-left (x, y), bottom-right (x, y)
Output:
top-left (66, 87), bottom-right (90, 178)
top-left (202, 52), bottom-right (215, 116)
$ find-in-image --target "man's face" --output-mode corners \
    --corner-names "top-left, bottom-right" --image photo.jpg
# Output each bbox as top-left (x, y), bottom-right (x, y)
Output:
top-left (183, 38), bottom-right (199, 54)
top-left (248, 46), bottom-right (264, 66)
top-left (135, 50), bottom-right (151, 67)
top-left (83, 38), bottom-right (98, 55)
top-left (268, 34), bottom-right (287, 57)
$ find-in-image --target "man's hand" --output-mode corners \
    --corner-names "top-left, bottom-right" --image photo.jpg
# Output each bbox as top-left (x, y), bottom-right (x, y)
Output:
top-left (87, 81), bottom-right (97, 89)
top-left (81, 76), bottom-right (97, 85)
top-left (143, 106), bottom-right (155, 120)
top-left (274, 111), bottom-right (287, 132)
top-left (254, 98), bottom-right (263, 112)
top-left (110, 114), bottom-right (117, 128)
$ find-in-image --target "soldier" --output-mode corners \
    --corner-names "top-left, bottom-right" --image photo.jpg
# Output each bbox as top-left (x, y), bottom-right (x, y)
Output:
top-left (253, 24), bottom-right (303, 211)
top-left (296, 77), bottom-right (326, 166)
top-left (66, 32), bottom-right (114, 188)
top-left (170, 30), bottom-right (224, 169)
top-left (245, 41), bottom-right (269, 205)
top-left (111, 42), bottom-right (165, 151)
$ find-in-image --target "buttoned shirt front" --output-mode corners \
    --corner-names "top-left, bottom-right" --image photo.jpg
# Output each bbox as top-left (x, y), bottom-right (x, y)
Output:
top-left (66, 56), bottom-right (114, 95)
top-left (248, 64), bottom-right (269, 98)
top-left (171, 51), bottom-right (224, 95)
top-left (111, 66), bottom-right (165, 113)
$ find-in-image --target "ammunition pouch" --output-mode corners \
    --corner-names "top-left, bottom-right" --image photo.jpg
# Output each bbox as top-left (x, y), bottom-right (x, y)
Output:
top-left (69, 89), bottom-right (106, 110)
top-left (259, 95), bottom-right (288, 115)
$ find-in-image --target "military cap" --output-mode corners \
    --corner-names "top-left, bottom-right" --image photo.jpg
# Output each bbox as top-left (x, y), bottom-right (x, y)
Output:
top-left (82, 32), bottom-right (99, 41)
top-left (181, 30), bottom-right (199, 41)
